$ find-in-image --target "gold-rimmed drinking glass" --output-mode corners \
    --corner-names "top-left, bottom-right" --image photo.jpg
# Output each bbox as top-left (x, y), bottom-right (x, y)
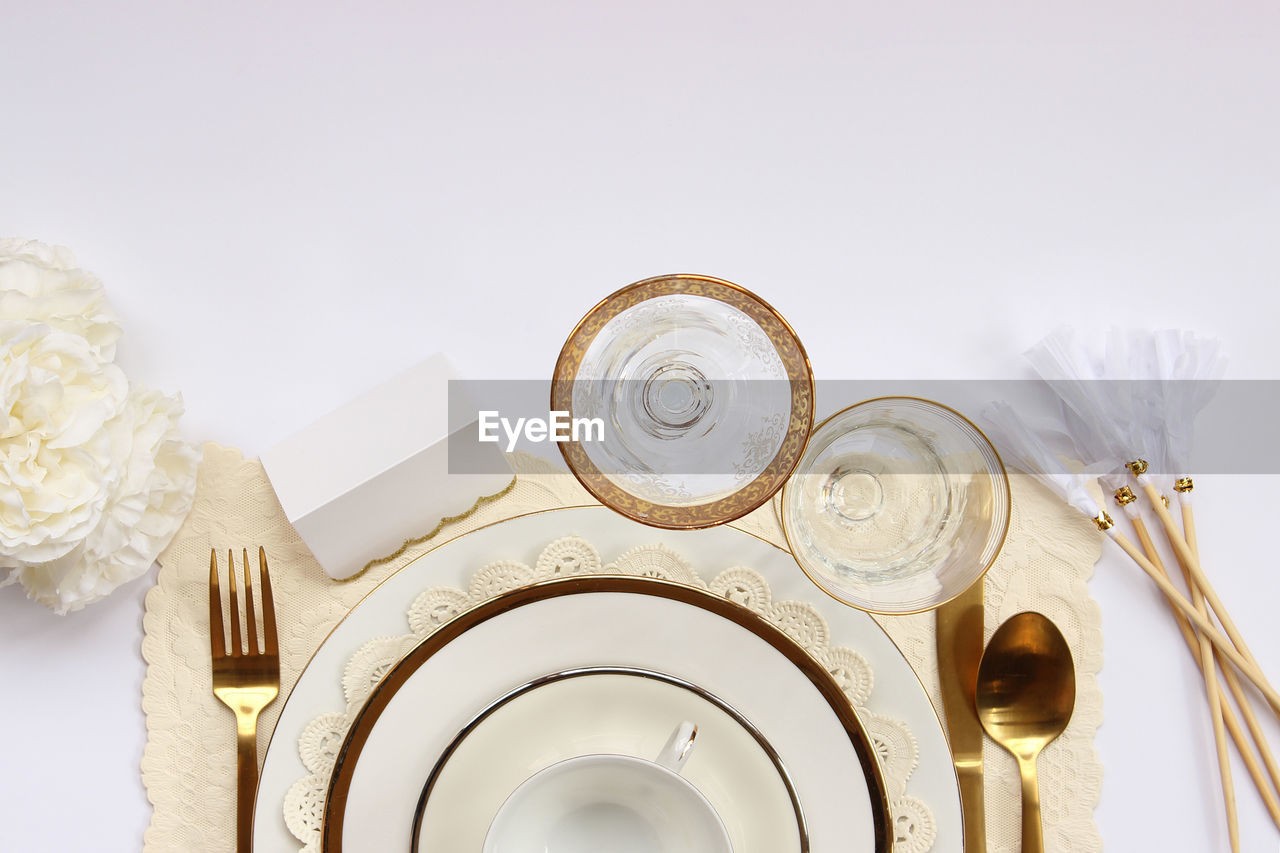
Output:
top-left (551, 273), bottom-right (814, 529)
top-left (780, 397), bottom-right (1010, 615)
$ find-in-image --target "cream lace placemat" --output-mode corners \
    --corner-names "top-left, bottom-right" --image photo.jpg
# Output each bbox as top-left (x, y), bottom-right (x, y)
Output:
top-left (144, 444), bottom-right (1103, 853)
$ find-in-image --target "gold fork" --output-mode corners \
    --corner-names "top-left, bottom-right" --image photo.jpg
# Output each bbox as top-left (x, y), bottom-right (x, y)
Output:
top-left (210, 547), bottom-right (280, 852)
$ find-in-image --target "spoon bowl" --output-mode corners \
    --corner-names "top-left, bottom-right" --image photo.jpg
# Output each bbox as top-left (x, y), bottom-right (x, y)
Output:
top-left (976, 612), bottom-right (1075, 853)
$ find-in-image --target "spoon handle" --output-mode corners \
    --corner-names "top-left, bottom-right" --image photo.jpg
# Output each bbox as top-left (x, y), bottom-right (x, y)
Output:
top-left (1019, 756), bottom-right (1044, 853)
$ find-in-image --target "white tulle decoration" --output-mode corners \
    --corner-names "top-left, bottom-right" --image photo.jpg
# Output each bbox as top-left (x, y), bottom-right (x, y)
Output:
top-left (1024, 327), bottom-right (1133, 462)
top-left (982, 402), bottom-right (1109, 520)
top-left (1025, 326), bottom-right (1226, 489)
top-left (1106, 329), bottom-right (1168, 479)
top-left (1023, 326), bottom-right (1140, 510)
top-left (1151, 330), bottom-right (1227, 480)
top-left (1031, 328), bottom-right (1227, 498)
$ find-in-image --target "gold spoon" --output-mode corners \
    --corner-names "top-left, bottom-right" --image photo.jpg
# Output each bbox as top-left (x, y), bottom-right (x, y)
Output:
top-left (976, 612), bottom-right (1076, 853)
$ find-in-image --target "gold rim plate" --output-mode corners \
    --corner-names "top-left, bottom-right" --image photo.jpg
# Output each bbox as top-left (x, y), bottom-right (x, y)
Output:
top-left (322, 575), bottom-right (890, 853)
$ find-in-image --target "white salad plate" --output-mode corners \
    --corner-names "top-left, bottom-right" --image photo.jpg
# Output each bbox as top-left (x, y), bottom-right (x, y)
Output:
top-left (254, 506), bottom-right (962, 853)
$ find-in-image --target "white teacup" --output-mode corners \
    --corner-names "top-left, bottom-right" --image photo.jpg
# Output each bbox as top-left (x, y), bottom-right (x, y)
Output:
top-left (483, 721), bottom-right (732, 853)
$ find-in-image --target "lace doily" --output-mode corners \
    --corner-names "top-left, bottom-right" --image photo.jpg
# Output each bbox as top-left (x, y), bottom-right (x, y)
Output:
top-left (143, 449), bottom-right (1102, 853)
top-left (282, 535), bottom-right (937, 853)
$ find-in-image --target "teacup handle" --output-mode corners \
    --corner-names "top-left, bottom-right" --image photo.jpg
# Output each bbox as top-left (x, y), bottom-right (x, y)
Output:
top-left (655, 721), bottom-right (698, 774)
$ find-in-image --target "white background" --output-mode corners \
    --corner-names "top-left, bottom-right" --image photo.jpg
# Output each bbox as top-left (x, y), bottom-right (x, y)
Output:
top-left (2, 1), bottom-right (1278, 850)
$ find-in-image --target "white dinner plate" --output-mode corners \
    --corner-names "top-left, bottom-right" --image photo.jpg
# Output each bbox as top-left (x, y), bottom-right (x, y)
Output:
top-left (326, 577), bottom-right (888, 852)
top-left (411, 668), bottom-right (807, 852)
top-left (254, 506), bottom-right (962, 853)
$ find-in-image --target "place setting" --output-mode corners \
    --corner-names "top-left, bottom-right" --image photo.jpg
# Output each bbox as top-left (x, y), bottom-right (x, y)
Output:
top-left (7, 248), bottom-right (1277, 853)
top-left (256, 273), bottom-right (945, 853)
top-left (217, 272), bottom-right (1094, 853)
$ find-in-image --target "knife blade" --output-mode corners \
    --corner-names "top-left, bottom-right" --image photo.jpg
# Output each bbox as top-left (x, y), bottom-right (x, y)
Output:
top-left (936, 579), bottom-right (987, 853)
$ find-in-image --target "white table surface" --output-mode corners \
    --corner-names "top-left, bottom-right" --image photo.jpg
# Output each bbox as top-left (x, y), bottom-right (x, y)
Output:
top-left (2, 2), bottom-right (1278, 851)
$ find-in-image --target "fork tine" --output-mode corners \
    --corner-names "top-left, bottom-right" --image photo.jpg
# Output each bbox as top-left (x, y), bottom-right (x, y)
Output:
top-left (259, 546), bottom-right (279, 656)
top-left (242, 547), bottom-right (258, 655)
top-left (208, 549), bottom-right (225, 658)
top-left (228, 549), bottom-right (242, 657)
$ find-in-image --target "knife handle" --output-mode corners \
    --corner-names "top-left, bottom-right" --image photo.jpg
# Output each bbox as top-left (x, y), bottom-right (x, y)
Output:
top-left (958, 768), bottom-right (987, 852)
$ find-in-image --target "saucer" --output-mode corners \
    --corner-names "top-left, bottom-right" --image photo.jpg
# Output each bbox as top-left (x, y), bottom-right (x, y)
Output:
top-left (413, 668), bottom-right (805, 852)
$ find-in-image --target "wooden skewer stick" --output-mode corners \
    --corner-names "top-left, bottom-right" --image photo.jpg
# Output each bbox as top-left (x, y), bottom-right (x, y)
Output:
top-left (1147, 513), bottom-right (1240, 851)
top-left (1200, 631), bottom-right (1241, 850)
top-left (1106, 528), bottom-right (1280, 714)
top-left (1219, 663), bottom-right (1280, 830)
top-left (1140, 482), bottom-right (1268, 680)
top-left (1166, 583), bottom-right (1280, 827)
top-left (1138, 468), bottom-right (1280, 784)
top-left (1130, 516), bottom-right (1165, 578)
top-left (1130, 511), bottom-right (1240, 842)
top-left (1129, 513), bottom-right (1280, 828)
top-left (1182, 500), bottom-right (1280, 826)
top-left (1131, 512), bottom-right (1239, 845)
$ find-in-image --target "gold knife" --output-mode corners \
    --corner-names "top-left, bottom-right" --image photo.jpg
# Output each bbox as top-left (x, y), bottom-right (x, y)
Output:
top-left (936, 579), bottom-right (986, 853)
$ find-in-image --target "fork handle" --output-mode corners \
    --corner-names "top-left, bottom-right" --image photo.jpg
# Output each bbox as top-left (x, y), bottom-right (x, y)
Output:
top-left (236, 717), bottom-right (260, 852)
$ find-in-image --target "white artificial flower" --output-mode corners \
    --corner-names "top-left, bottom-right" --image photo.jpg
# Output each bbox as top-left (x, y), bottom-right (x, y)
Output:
top-left (5, 388), bottom-right (201, 613)
top-left (0, 239), bottom-right (122, 362)
top-left (0, 322), bottom-right (129, 564)
top-left (0, 237), bottom-right (201, 613)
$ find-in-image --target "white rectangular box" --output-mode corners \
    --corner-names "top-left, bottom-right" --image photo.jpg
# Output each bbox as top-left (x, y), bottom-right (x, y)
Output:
top-left (261, 354), bottom-right (514, 579)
